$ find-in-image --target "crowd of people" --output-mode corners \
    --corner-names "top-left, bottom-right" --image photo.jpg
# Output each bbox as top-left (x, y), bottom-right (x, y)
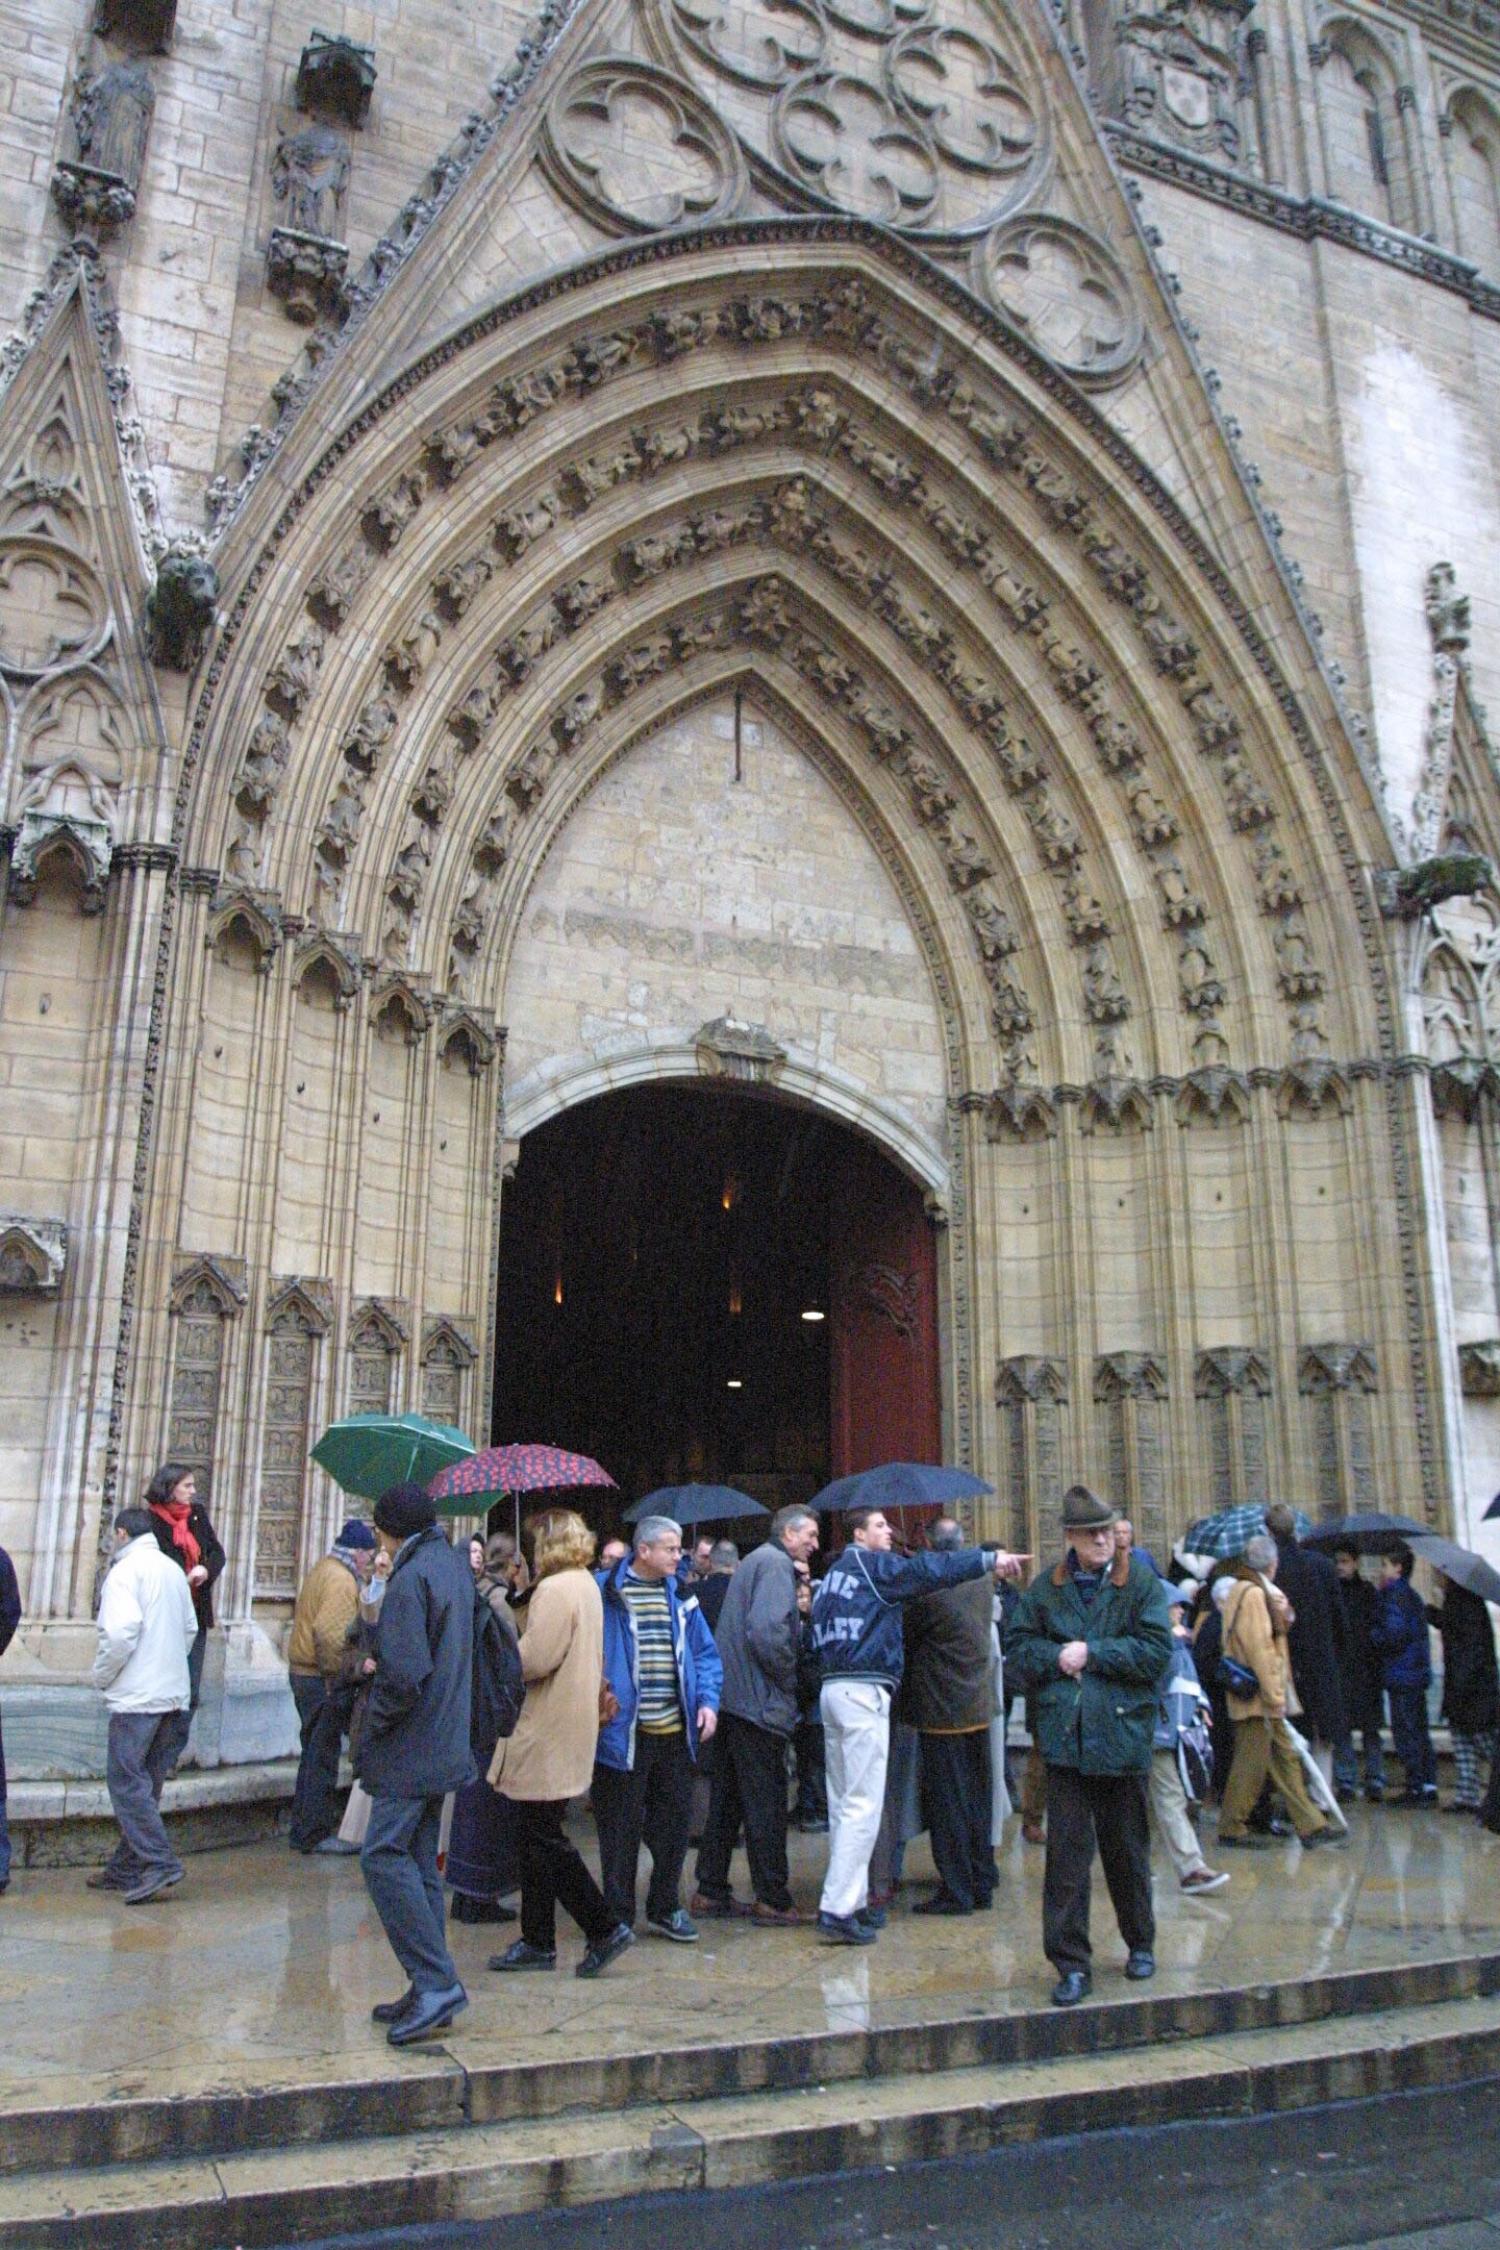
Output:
top-left (2, 1468), bottom-right (1495, 2042)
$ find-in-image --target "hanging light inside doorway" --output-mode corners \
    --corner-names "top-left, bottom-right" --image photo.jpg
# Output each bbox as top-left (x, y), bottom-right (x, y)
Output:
top-left (721, 1167), bottom-right (740, 1213)
top-left (725, 1377), bottom-right (743, 1390)
top-left (800, 1305), bottom-right (826, 1323)
top-left (553, 1265), bottom-right (564, 1308)
top-left (729, 1263), bottom-right (743, 1317)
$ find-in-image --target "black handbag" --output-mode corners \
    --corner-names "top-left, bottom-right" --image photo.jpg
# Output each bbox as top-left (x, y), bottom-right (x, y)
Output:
top-left (1219, 1654), bottom-right (1259, 1699)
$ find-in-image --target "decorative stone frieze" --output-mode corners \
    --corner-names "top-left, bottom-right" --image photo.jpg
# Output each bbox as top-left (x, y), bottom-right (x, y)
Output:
top-left (0, 1216), bottom-right (68, 1293)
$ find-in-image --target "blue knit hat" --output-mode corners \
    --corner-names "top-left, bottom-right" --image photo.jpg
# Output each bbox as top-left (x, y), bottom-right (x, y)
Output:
top-left (336, 1518), bottom-right (378, 1551)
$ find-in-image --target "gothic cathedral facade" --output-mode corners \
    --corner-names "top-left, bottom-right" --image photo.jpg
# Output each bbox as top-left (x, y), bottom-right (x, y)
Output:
top-left (0, 0), bottom-right (1497, 1767)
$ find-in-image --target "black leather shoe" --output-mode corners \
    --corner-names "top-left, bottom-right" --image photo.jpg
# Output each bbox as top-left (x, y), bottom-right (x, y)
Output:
top-left (1051, 1970), bottom-right (1092, 2007)
top-left (576, 1922), bottom-right (636, 1979)
top-left (387, 1982), bottom-right (467, 2046)
top-left (488, 1940), bottom-right (556, 1972)
top-left (371, 1988), bottom-right (417, 2024)
top-left (1124, 1949), bottom-right (1155, 1981)
top-left (912, 1893), bottom-right (970, 1916)
top-left (450, 1894), bottom-right (519, 1924)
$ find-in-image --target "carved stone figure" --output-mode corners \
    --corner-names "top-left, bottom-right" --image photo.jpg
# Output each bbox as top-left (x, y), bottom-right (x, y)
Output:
top-left (385, 610), bottom-right (443, 690)
top-left (271, 122), bottom-right (350, 241)
top-left (1090, 711), bottom-right (1144, 773)
top-left (308, 550), bottom-right (368, 628)
top-left (1153, 852), bottom-right (1206, 926)
top-left (556, 682), bottom-right (603, 747)
top-left (967, 893), bottom-right (1018, 959)
top-left (906, 753), bottom-right (956, 824)
top-left (342, 696), bottom-right (398, 772)
top-left (940, 827), bottom-right (993, 892)
top-left (1063, 871), bottom-right (1111, 944)
top-left (1127, 778), bottom-right (1178, 845)
top-left (145, 544), bottom-right (218, 669)
top-left (317, 771), bottom-right (366, 865)
top-left (1253, 837), bottom-right (1302, 914)
top-left (266, 630), bottom-right (324, 720)
top-left (364, 474), bottom-right (423, 551)
top-left (1222, 749), bottom-right (1274, 831)
top-left (434, 555), bottom-right (492, 618)
top-left (1025, 795), bottom-right (1082, 867)
top-left (473, 803), bottom-right (514, 873)
top-left (235, 714), bottom-right (290, 818)
top-left (626, 527), bottom-right (693, 580)
top-left (500, 607), bottom-right (560, 680)
top-left (1083, 943), bottom-right (1129, 1022)
top-left (494, 492), bottom-right (560, 558)
top-left (793, 388), bottom-right (845, 443)
top-left (74, 60), bottom-right (155, 188)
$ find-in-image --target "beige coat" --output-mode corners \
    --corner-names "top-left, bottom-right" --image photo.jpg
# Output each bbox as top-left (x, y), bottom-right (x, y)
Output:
top-left (488, 1566), bottom-right (602, 1802)
top-left (1219, 1570), bottom-right (1294, 1719)
top-left (287, 1553), bottom-right (361, 1680)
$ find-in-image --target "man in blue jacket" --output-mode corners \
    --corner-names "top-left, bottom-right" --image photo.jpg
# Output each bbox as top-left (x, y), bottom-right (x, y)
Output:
top-left (811, 1508), bottom-right (1024, 1945)
top-left (594, 1516), bottom-right (723, 1943)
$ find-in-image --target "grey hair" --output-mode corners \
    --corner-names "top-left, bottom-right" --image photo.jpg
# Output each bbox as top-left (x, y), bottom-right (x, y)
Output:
top-left (1244, 1533), bottom-right (1277, 1572)
top-left (709, 1539), bottom-right (739, 1569)
top-left (771, 1504), bottom-right (817, 1541)
top-left (928, 1517), bottom-right (965, 1552)
top-left (632, 1515), bottom-right (682, 1553)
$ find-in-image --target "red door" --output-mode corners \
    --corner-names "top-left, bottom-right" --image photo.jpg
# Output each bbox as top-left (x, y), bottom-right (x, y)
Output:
top-left (829, 1138), bottom-right (941, 1490)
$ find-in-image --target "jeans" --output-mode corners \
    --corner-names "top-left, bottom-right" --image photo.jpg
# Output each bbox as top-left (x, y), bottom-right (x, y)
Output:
top-left (1333, 1725), bottom-right (1385, 1795)
top-left (511, 1796), bottom-right (612, 1951)
top-left (104, 1709), bottom-right (184, 1884)
top-left (1042, 1765), bottom-right (1153, 1976)
top-left (1387, 1685), bottom-right (1436, 1792)
top-left (288, 1673), bottom-right (347, 1849)
top-left (922, 1728), bottom-right (996, 1908)
top-left (592, 1729), bottom-right (695, 1927)
top-left (695, 1711), bottom-right (794, 1912)
top-left (820, 1679), bottom-right (891, 1921)
top-left (360, 1793), bottom-right (460, 1995)
top-left (160, 1626), bottom-right (207, 1773)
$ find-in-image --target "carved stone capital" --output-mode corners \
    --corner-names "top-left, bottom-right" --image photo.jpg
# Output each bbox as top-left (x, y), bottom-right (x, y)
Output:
top-left (1298, 1342), bottom-right (1377, 1395)
top-left (984, 1082), bottom-right (1057, 1142)
top-left (996, 1353), bottom-right (1069, 1404)
top-left (1194, 1347), bottom-right (1271, 1397)
top-left (1459, 1341), bottom-right (1500, 1397)
top-left (266, 227), bottom-right (349, 326)
top-left (0, 1216), bottom-right (68, 1293)
top-left (1094, 1351), bottom-right (1168, 1402)
top-left (51, 162), bottom-right (136, 237)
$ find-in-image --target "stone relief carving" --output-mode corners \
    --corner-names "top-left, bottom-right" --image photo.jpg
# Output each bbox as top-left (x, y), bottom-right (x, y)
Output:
top-left (268, 123), bottom-right (351, 322)
top-left (973, 214), bottom-right (1142, 384)
top-left (1100, 0), bottom-right (1249, 159)
top-left (145, 543), bottom-right (218, 670)
top-left (543, 58), bottom-right (747, 231)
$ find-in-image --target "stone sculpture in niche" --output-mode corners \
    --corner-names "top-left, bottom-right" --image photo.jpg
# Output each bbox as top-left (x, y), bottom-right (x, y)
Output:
top-left (52, 58), bottom-right (155, 235)
top-left (296, 31), bottom-right (377, 129)
top-left (267, 123), bottom-right (350, 322)
top-left (145, 543), bottom-right (218, 670)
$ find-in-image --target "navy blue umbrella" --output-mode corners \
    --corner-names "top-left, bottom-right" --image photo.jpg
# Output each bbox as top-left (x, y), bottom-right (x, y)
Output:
top-left (811, 1462), bottom-right (993, 1518)
top-left (1303, 1510), bottom-right (1428, 1553)
top-left (1485, 1492), bottom-right (1500, 1523)
top-left (623, 1483), bottom-right (769, 1528)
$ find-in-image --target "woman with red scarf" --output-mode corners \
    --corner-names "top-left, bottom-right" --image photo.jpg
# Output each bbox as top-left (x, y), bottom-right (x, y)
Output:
top-left (144, 1464), bottom-right (226, 1772)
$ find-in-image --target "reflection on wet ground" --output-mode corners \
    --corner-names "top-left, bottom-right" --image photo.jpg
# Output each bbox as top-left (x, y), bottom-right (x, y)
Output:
top-left (1, 1800), bottom-right (1497, 2104)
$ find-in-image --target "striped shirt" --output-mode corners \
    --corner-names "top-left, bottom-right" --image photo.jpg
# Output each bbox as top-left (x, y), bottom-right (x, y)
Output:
top-left (619, 1572), bottom-right (682, 1735)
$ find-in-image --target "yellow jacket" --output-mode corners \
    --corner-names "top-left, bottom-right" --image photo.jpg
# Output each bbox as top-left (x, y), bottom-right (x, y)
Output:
top-left (288, 1553), bottom-right (362, 1679)
top-left (1218, 1570), bottom-right (1293, 1719)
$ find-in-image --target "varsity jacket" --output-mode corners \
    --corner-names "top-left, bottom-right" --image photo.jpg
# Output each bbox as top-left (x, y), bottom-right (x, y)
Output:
top-left (811, 1546), bottom-right (992, 1693)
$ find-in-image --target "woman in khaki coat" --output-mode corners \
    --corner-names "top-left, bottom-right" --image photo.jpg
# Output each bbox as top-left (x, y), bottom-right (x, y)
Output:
top-left (1215, 1539), bottom-right (1333, 1849)
top-left (487, 1511), bottom-right (633, 1978)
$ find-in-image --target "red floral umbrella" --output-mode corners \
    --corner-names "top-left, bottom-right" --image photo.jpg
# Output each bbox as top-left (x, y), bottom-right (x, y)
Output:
top-left (427, 1442), bottom-right (617, 1522)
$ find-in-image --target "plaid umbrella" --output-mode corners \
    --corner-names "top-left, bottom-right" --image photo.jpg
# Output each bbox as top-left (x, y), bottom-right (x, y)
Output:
top-left (1181, 1504), bottom-right (1312, 1560)
top-left (426, 1442), bottom-right (617, 1521)
top-left (310, 1412), bottom-right (474, 1501)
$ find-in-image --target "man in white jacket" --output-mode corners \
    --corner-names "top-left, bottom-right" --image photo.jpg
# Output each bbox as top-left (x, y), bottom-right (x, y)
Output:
top-left (91, 1508), bottom-right (198, 1903)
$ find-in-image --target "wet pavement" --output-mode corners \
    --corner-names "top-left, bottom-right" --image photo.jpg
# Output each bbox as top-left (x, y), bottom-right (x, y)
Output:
top-left (1, 1794), bottom-right (1498, 2109)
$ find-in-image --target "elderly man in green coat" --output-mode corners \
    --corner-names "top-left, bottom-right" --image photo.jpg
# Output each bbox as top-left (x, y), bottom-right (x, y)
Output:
top-left (1007, 1485), bottom-right (1175, 2008)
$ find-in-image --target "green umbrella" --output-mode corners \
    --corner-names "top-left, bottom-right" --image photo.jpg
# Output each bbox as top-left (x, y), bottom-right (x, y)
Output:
top-left (311, 1412), bottom-right (474, 1501)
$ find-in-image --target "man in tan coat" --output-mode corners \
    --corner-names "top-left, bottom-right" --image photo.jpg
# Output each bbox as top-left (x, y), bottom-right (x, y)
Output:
top-left (287, 1519), bottom-right (376, 1854)
top-left (1215, 1535), bottom-right (1337, 1851)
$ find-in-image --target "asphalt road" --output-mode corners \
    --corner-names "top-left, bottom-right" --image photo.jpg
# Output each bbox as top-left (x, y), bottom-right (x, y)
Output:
top-left (293, 2076), bottom-right (1500, 2250)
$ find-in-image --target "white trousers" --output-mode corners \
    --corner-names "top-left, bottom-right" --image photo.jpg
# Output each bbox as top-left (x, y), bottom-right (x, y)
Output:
top-left (1147, 1749), bottom-right (1205, 1881)
top-left (820, 1679), bottom-right (891, 1920)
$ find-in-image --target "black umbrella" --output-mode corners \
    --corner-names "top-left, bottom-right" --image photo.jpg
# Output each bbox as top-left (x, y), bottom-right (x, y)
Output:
top-left (811, 1462), bottom-right (993, 1518)
top-left (1409, 1533), bottom-right (1500, 1606)
top-left (1484, 1492), bottom-right (1500, 1523)
top-left (1302, 1510), bottom-right (1429, 1554)
top-left (623, 1484), bottom-right (769, 1528)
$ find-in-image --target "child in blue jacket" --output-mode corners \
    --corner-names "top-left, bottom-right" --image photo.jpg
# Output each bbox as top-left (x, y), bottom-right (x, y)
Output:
top-left (1371, 1544), bottom-right (1436, 1804)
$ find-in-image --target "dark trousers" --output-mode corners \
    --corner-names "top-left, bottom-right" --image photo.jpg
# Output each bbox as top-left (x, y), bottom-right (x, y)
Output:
top-left (795, 1717), bottom-right (827, 1823)
top-left (104, 1710), bottom-right (183, 1884)
top-left (1387, 1685), bottom-right (1436, 1791)
top-left (288, 1673), bottom-right (347, 1849)
top-left (360, 1792), bottom-right (459, 1996)
top-left (512, 1796), bottom-right (612, 1951)
top-left (160, 1626), bottom-right (207, 1774)
top-left (922, 1729), bottom-right (996, 1910)
top-left (1042, 1765), bottom-right (1153, 1976)
top-left (1333, 1724), bottom-right (1385, 1794)
top-left (591, 1729), bottom-right (694, 1927)
top-left (695, 1710), bottom-right (793, 1911)
top-left (0, 1701), bottom-right (9, 1886)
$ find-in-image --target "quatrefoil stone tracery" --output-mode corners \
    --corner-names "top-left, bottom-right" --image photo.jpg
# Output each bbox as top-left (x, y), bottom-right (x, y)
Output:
top-left (544, 59), bottom-right (747, 232)
top-left (652, 0), bottom-right (1050, 236)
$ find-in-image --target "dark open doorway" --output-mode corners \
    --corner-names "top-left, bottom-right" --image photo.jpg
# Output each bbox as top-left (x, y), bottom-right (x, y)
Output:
top-left (491, 1081), bottom-right (941, 1526)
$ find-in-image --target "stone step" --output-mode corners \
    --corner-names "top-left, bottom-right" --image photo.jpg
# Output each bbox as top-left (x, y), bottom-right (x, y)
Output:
top-left (3, 1947), bottom-right (1496, 2180)
top-left (1, 1990), bottom-right (1498, 2249)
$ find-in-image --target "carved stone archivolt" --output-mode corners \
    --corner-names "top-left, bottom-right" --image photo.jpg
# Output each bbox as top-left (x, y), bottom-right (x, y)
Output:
top-left (973, 214), bottom-right (1142, 385)
top-left (647, 0), bottom-right (1050, 238)
top-left (543, 58), bottom-right (747, 233)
